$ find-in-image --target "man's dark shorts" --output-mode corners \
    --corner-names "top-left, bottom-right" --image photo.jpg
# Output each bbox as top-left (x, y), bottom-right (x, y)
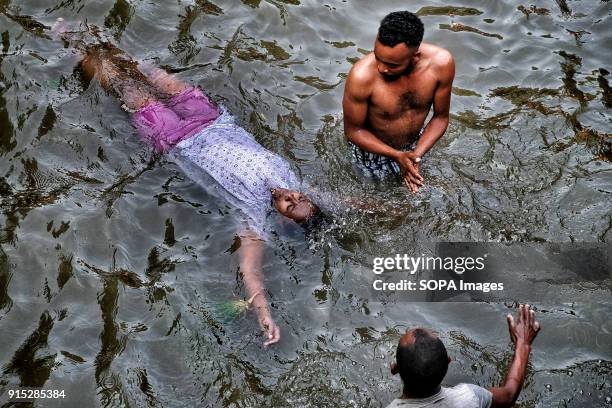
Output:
top-left (350, 128), bottom-right (424, 178)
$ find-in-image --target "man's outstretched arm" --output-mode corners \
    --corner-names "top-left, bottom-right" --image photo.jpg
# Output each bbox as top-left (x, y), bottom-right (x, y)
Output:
top-left (488, 304), bottom-right (541, 408)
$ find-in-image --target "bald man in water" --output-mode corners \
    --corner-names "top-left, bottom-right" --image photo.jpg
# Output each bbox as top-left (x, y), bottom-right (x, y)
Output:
top-left (387, 304), bottom-right (541, 407)
top-left (343, 11), bottom-right (455, 192)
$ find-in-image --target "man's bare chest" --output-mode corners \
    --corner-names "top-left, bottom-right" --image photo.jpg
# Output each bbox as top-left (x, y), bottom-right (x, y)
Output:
top-left (370, 77), bottom-right (437, 117)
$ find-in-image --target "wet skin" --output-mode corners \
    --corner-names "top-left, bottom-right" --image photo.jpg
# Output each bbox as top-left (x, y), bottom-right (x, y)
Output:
top-left (367, 42), bottom-right (437, 146)
top-left (271, 187), bottom-right (315, 223)
top-left (343, 40), bottom-right (455, 193)
top-left (240, 188), bottom-right (315, 347)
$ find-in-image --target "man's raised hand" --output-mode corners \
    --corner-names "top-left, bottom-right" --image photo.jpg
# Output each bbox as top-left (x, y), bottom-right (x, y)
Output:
top-left (507, 304), bottom-right (541, 347)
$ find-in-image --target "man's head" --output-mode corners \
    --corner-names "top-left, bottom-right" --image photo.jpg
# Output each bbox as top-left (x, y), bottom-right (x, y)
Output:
top-left (375, 11), bottom-right (424, 78)
top-left (390, 328), bottom-right (450, 398)
top-left (271, 188), bottom-right (318, 224)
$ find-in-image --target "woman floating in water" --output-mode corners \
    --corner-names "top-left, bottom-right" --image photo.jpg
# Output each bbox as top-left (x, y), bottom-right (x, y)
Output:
top-left (57, 22), bottom-right (318, 346)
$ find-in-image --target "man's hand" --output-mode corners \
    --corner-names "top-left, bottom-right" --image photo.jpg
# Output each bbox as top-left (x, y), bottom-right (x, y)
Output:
top-left (406, 159), bottom-right (422, 193)
top-left (489, 304), bottom-right (541, 407)
top-left (507, 304), bottom-right (540, 347)
top-left (396, 151), bottom-right (423, 193)
top-left (259, 314), bottom-right (280, 347)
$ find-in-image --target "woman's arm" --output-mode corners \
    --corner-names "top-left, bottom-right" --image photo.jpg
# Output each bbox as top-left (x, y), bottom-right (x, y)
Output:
top-left (237, 231), bottom-right (280, 347)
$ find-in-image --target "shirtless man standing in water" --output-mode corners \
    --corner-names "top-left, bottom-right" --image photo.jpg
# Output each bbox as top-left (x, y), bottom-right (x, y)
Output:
top-left (343, 11), bottom-right (455, 193)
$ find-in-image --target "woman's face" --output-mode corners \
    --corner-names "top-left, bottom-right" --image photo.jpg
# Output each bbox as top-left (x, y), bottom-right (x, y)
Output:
top-left (271, 188), bottom-right (315, 223)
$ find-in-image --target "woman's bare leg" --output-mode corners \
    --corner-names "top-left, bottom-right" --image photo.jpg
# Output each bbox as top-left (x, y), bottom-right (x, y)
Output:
top-left (52, 19), bottom-right (187, 101)
top-left (80, 49), bottom-right (160, 111)
top-left (138, 63), bottom-right (188, 96)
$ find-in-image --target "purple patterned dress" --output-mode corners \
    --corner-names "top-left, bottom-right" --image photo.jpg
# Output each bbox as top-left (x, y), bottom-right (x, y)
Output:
top-left (131, 87), bottom-right (300, 238)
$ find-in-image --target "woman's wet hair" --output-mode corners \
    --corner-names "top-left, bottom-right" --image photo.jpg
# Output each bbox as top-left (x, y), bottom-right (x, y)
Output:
top-left (378, 11), bottom-right (424, 48)
top-left (299, 204), bottom-right (332, 237)
top-left (299, 204), bottom-right (322, 227)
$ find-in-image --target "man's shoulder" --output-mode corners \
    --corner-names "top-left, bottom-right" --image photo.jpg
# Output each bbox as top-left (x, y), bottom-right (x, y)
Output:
top-left (384, 398), bottom-right (411, 408)
top-left (384, 385), bottom-right (491, 408)
top-left (347, 53), bottom-right (377, 87)
top-left (344, 54), bottom-right (376, 101)
top-left (446, 384), bottom-right (492, 408)
top-left (421, 43), bottom-right (454, 71)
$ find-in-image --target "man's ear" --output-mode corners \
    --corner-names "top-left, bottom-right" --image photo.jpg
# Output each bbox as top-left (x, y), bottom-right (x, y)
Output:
top-left (390, 362), bottom-right (399, 375)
